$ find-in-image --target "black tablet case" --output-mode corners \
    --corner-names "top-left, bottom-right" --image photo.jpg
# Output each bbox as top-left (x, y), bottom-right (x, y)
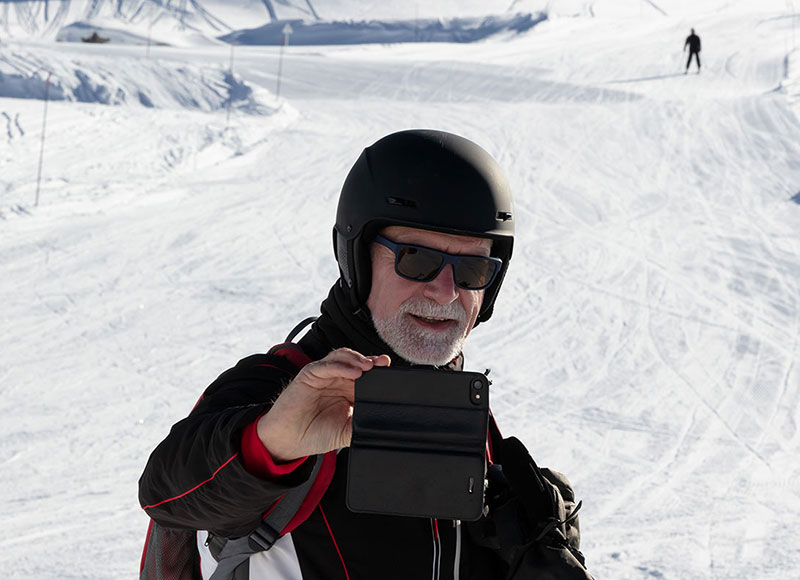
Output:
top-left (347, 367), bottom-right (489, 521)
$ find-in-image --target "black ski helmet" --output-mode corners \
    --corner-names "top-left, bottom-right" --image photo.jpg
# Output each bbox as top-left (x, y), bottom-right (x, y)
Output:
top-left (333, 129), bottom-right (514, 324)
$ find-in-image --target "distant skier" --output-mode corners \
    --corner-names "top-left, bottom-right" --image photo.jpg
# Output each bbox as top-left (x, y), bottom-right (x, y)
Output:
top-left (684, 28), bottom-right (701, 74)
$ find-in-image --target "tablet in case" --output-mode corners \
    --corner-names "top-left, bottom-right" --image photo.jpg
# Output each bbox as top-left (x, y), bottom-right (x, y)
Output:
top-left (346, 366), bottom-right (489, 521)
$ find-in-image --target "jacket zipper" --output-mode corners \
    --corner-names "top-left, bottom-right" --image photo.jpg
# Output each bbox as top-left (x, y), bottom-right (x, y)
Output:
top-left (453, 521), bottom-right (461, 580)
top-left (430, 519), bottom-right (441, 580)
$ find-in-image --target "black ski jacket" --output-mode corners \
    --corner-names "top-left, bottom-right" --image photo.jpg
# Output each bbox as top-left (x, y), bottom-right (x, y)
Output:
top-left (685, 33), bottom-right (701, 53)
top-left (139, 283), bottom-right (593, 580)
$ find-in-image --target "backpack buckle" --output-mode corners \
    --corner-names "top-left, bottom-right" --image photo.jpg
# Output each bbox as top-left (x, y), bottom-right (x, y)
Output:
top-left (248, 521), bottom-right (280, 551)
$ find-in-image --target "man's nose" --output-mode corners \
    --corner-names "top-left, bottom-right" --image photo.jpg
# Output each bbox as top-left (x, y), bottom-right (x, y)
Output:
top-left (422, 264), bottom-right (459, 304)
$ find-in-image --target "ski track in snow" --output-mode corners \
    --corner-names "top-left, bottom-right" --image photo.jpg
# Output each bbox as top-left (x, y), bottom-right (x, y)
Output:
top-left (2, 1), bottom-right (800, 579)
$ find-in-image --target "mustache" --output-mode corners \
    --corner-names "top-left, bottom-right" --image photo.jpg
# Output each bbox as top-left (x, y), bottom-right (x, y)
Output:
top-left (398, 298), bottom-right (467, 323)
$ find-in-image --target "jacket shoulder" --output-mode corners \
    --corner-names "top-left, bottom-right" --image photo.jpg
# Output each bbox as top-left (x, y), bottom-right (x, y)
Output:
top-left (193, 345), bottom-right (312, 413)
top-left (211, 344), bottom-right (311, 387)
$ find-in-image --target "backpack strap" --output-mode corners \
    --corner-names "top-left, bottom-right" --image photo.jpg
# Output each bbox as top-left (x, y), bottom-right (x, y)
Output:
top-left (208, 455), bottom-right (323, 580)
top-left (208, 337), bottom-right (317, 580)
top-left (284, 316), bottom-right (318, 343)
top-left (487, 411), bottom-right (504, 465)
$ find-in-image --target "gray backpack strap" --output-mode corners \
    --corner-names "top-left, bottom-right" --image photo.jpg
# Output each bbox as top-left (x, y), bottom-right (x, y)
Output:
top-left (208, 454), bottom-right (324, 580)
top-left (207, 537), bottom-right (254, 580)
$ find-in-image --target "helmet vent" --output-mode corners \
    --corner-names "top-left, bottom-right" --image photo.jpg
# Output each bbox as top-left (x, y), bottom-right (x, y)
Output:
top-left (496, 211), bottom-right (512, 221)
top-left (385, 196), bottom-right (417, 208)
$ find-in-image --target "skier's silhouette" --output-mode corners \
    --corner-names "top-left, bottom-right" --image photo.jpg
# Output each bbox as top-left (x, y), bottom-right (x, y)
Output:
top-left (684, 28), bottom-right (701, 74)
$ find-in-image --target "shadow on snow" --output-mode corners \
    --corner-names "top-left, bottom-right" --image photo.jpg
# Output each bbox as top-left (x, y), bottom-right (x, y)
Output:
top-left (606, 72), bottom-right (687, 84)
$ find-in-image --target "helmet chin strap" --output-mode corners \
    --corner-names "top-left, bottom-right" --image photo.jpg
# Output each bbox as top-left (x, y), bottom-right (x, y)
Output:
top-left (333, 230), bottom-right (353, 289)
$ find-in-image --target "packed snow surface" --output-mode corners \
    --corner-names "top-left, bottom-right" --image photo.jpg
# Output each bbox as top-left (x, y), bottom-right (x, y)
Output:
top-left (2, 0), bottom-right (800, 578)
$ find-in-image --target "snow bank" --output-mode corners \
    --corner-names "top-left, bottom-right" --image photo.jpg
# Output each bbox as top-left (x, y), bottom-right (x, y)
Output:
top-left (0, 46), bottom-right (273, 113)
top-left (221, 13), bottom-right (546, 46)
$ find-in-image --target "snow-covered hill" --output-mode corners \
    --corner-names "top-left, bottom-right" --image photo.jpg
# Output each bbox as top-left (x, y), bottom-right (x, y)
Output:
top-left (2, 1), bottom-right (800, 579)
top-left (1, 0), bottom-right (550, 45)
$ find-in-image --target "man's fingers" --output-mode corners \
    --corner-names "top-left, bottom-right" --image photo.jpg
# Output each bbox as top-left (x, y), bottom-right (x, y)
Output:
top-left (300, 349), bottom-right (391, 385)
top-left (368, 354), bottom-right (391, 367)
top-left (323, 348), bottom-right (390, 367)
top-left (259, 350), bottom-right (392, 460)
top-left (303, 360), bottom-right (368, 383)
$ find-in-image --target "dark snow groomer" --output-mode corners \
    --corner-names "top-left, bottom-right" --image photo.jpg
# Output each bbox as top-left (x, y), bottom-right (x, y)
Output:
top-left (139, 130), bottom-right (594, 580)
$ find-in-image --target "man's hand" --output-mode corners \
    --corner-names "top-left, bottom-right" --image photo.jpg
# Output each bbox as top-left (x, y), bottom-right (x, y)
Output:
top-left (256, 348), bottom-right (391, 462)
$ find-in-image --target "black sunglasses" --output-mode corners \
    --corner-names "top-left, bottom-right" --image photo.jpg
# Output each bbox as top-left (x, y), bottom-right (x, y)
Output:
top-left (373, 234), bottom-right (502, 291)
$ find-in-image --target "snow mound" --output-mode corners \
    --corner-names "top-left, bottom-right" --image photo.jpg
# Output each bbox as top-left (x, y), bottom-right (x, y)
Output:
top-left (0, 47), bottom-right (274, 113)
top-left (221, 12), bottom-right (546, 45)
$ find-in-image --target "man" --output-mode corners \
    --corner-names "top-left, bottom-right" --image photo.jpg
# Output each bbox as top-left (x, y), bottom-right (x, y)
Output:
top-left (684, 28), bottom-right (701, 74)
top-left (139, 130), bottom-right (592, 580)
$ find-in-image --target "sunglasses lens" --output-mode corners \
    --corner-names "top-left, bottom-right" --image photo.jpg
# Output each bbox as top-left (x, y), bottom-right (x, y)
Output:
top-left (396, 247), bottom-right (444, 281)
top-left (382, 235), bottom-right (500, 290)
top-left (455, 257), bottom-right (498, 290)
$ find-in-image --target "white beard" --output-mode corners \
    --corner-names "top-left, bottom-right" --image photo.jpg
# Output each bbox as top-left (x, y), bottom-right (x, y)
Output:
top-left (371, 298), bottom-right (469, 366)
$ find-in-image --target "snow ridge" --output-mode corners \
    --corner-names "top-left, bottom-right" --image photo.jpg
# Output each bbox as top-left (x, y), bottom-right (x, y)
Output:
top-left (0, 45), bottom-right (273, 112)
top-left (221, 12), bottom-right (546, 45)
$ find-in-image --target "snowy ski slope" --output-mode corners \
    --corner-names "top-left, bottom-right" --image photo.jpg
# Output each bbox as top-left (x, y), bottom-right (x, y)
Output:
top-left (1, 0), bottom-right (800, 578)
